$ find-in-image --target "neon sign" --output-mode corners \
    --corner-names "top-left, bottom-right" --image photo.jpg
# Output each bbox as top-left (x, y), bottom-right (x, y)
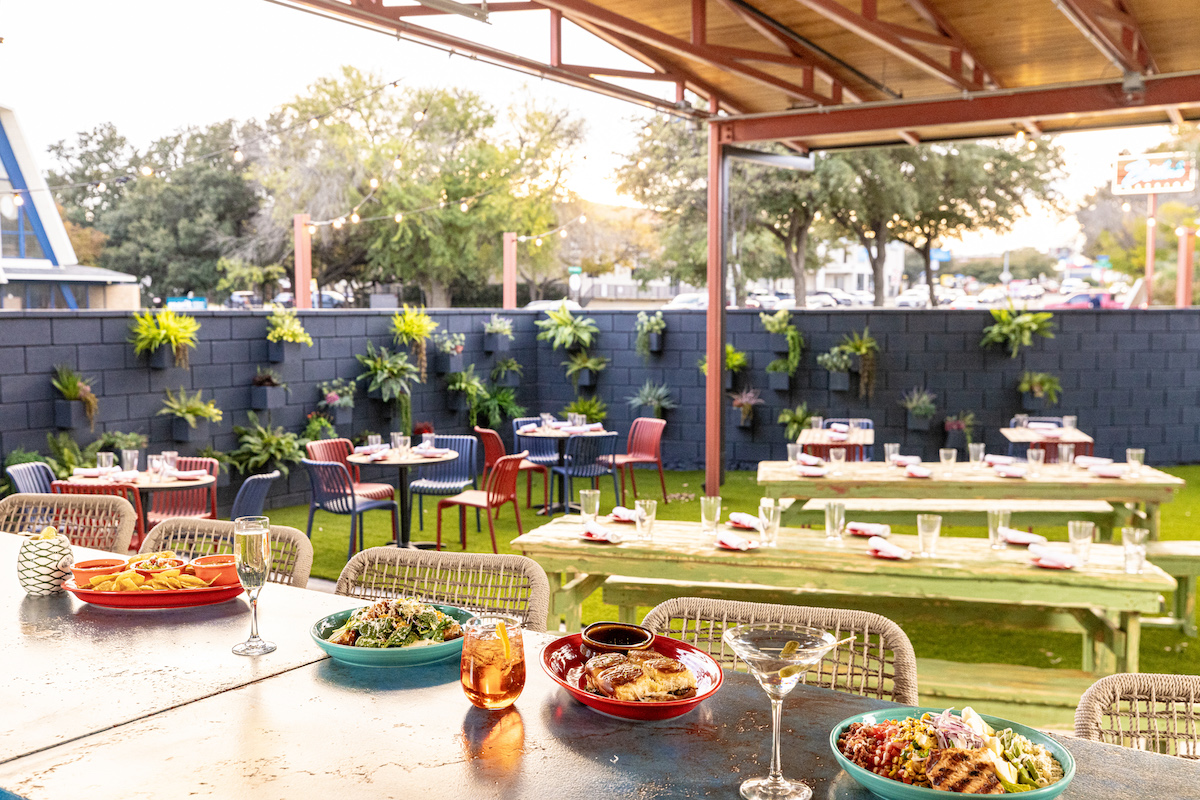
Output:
top-left (1113, 152), bottom-right (1196, 195)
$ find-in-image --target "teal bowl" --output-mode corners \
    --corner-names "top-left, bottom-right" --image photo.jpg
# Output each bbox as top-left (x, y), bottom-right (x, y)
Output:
top-left (311, 604), bottom-right (474, 667)
top-left (829, 706), bottom-right (1076, 800)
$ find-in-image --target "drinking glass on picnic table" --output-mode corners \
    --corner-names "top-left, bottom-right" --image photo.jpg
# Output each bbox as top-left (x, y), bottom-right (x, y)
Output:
top-left (1122, 527), bottom-right (1148, 574)
top-left (368, 434), bottom-right (382, 449)
top-left (700, 495), bottom-right (722, 543)
top-left (162, 450), bottom-right (178, 471)
top-left (987, 509), bottom-right (1010, 550)
top-left (1058, 443), bottom-right (1075, 470)
top-left (634, 499), bottom-right (657, 543)
top-left (938, 448), bottom-right (957, 477)
top-left (1126, 448), bottom-right (1145, 478)
top-left (968, 442), bottom-right (986, 469)
top-left (883, 442), bottom-right (900, 465)
top-left (579, 489), bottom-right (600, 523)
top-left (722, 623), bottom-right (841, 800)
top-left (917, 514), bottom-right (941, 558)
top-left (823, 502), bottom-right (844, 546)
top-left (828, 448), bottom-right (846, 475)
top-left (97, 452), bottom-right (115, 472)
top-left (759, 499), bottom-right (781, 547)
top-left (1069, 521), bottom-right (1095, 565)
top-left (232, 515), bottom-right (276, 656)
top-left (1026, 448), bottom-right (1044, 477)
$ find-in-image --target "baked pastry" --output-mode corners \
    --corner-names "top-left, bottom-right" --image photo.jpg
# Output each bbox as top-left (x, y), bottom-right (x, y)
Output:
top-left (582, 650), bottom-right (698, 702)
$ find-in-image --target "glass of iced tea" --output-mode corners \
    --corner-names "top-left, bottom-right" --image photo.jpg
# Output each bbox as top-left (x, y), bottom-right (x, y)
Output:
top-left (461, 614), bottom-right (526, 710)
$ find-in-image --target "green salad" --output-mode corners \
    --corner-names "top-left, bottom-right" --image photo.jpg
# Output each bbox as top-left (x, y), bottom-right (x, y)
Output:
top-left (326, 597), bottom-right (464, 649)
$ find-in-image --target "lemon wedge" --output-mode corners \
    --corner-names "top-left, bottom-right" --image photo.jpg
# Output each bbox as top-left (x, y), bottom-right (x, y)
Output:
top-left (35, 526), bottom-right (59, 540)
top-left (496, 620), bottom-right (512, 661)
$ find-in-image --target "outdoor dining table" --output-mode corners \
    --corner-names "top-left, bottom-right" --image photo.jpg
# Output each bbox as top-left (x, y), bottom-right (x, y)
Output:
top-left (3, 529), bottom-right (1199, 799)
top-left (347, 448), bottom-right (458, 547)
top-left (797, 427), bottom-right (874, 461)
top-left (517, 425), bottom-right (611, 515)
top-left (1000, 427), bottom-right (1096, 445)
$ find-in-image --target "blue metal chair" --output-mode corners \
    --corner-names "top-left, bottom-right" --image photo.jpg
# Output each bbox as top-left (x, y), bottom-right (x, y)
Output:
top-left (1006, 417), bottom-right (1064, 457)
top-left (824, 418), bottom-right (874, 461)
top-left (513, 416), bottom-right (559, 468)
top-left (410, 435), bottom-right (479, 532)
top-left (6, 462), bottom-right (55, 494)
top-left (301, 459), bottom-right (399, 560)
top-left (229, 470), bottom-right (280, 520)
top-left (550, 432), bottom-right (619, 515)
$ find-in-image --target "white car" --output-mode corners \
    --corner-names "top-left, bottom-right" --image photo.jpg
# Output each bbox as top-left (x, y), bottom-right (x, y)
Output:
top-left (1018, 284), bottom-right (1046, 299)
top-left (805, 292), bottom-right (838, 308)
top-left (895, 288), bottom-right (930, 308)
top-left (1060, 278), bottom-right (1089, 294)
top-left (524, 298), bottom-right (581, 311)
top-left (976, 287), bottom-right (1007, 305)
top-left (662, 292), bottom-right (708, 310)
top-left (948, 295), bottom-right (983, 309)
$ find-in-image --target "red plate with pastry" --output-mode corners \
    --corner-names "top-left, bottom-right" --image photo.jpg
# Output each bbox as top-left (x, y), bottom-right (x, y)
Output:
top-left (541, 632), bottom-right (723, 721)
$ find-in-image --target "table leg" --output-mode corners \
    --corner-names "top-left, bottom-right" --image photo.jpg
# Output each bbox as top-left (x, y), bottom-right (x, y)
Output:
top-left (1176, 576), bottom-right (1198, 637)
top-left (1146, 502), bottom-right (1161, 541)
top-left (546, 572), bottom-right (564, 631)
top-left (1119, 612), bottom-right (1141, 673)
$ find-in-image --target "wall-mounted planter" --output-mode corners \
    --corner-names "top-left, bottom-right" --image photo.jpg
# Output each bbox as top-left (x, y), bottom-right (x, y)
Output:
top-left (447, 392), bottom-right (465, 413)
top-left (576, 369), bottom-right (597, 389)
top-left (267, 341), bottom-right (302, 363)
top-left (647, 332), bottom-right (663, 354)
top-left (638, 405), bottom-right (665, 420)
top-left (828, 371), bottom-right (851, 393)
top-left (54, 400), bottom-right (88, 431)
top-left (1022, 392), bottom-right (1047, 412)
top-left (906, 412), bottom-right (932, 432)
top-left (944, 429), bottom-right (967, 453)
top-left (434, 352), bottom-right (465, 375)
top-left (767, 371), bottom-right (790, 391)
top-left (724, 371), bottom-right (737, 391)
top-left (727, 407), bottom-right (753, 430)
top-left (172, 418), bottom-right (209, 443)
top-left (496, 371), bottom-right (520, 389)
top-left (367, 386), bottom-right (383, 401)
top-left (482, 333), bottom-right (511, 354)
top-left (146, 346), bottom-right (172, 370)
top-left (250, 386), bottom-right (287, 410)
top-left (769, 332), bottom-right (790, 354)
top-left (334, 406), bottom-right (353, 426)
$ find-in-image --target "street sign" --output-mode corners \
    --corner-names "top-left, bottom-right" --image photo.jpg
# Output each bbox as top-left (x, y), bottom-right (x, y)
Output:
top-left (166, 297), bottom-right (207, 310)
top-left (1113, 152), bottom-right (1196, 195)
top-left (930, 248), bottom-right (952, 262)
top-left (568, 274), bottom-right (582, 292)
top-left (567, 266), bottom-right (582, 275)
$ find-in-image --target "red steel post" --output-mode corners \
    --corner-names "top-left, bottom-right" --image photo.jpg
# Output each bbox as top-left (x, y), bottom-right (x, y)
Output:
top-left (1145, 193), bottom-right (1157, 308)
top-left (705, 115), bottom-right (725, 496)
top-left (1176, 226), bottom-right (1194, 308)
top-left (502, 232), bottom-right (518, 309)
top-left (293, 214), bottom-right (312, 310)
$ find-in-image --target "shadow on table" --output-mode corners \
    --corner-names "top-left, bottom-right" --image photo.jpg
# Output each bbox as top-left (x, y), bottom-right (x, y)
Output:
top-left (313, 657), bottom-right (462, 691)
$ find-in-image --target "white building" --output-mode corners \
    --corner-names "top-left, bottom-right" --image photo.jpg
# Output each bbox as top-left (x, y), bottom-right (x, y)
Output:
top-left (814, 240), bottom-right (907, 297)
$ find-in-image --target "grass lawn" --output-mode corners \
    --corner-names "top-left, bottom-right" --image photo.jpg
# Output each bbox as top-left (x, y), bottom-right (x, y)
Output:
top-left (265, 466), bottom-right (1200, 677)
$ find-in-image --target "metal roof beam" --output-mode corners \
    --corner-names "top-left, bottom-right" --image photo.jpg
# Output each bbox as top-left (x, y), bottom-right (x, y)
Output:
top-left (1052, 0), bottom-right (1158, 75)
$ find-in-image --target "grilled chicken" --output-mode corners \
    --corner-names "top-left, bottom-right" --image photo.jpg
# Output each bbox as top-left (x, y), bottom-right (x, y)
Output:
top-left (926, 748), bottom-right (1004, 794)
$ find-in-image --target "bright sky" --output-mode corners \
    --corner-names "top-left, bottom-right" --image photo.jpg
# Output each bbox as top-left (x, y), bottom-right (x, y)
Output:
top-left (0, 0), bottom-right (1175, 257)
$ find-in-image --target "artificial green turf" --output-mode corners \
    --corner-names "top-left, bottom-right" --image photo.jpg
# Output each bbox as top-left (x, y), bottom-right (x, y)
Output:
top-left (264, 466), bottom-right (1199, 677)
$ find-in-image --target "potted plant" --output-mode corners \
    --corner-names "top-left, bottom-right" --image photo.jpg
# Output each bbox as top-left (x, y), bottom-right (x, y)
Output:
top-left (355, 342), bottom-right (420, 433)
top-left (698, 343), bottom-right (749, 390)
top-left (478, 386), bottom-right (527, 429)
top-left (839, 328), bottom-right (878, 400)
top-left (316, 378), bottom-right (356, 426)
top-left (634, 311), bottom-right (666, 359)
top-left (778, 402), bottom-right (817, 440)
top-left (535, 305), bottom-right (598, 352)
top-left (431, 331), bottom-right (466, 374)
top-left (51, 364), bottom-right (98, 432)
top-left (901, 387), bottom-right (937, 431)
top-left (482, 314), bottom-right (515, 354)
top-left (94, 430), bottom-right (148, 459)
top-left (944, 411), bottom-right (976, 453)
top-left (728, 388), bottom-right (763, 430)
top-left (301, 411), bottom-right (338, 444)
top-left (446, 366), bottom-right (488, 424)
top-left (265, 307), bottom-right (314, 362)
top-left (625, 380), bottom-right (678, 419)
top-left (564, 350), bottom-right (610, 390)
top-left (562, 395), bottom-right (608, 424)
top-left (250, 367), bottom-right (287, 410)
top-left (980, 304), bottom-right (1055, 359)
top-left (1018, 371), bottom-right (1062, 411)
top-left (229, 411), bottom-right (304, 477)
top-left (391, 304), bottom-right (438, 382)
top-left (158, 387), bottom-right (223, 443)
top-left (129, 309), bottom-right (200, 369)
top-left (490, 357), bottom-right (523, 389)
top-left (816, 348), bottom-right (852, 392)
top-left (197, 445), bottom-right (234, 487)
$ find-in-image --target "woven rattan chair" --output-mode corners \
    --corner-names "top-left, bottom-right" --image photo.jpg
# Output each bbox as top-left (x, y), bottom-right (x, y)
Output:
top-left (140, 517), bottom-right (313, 588)
top-left (641, 597), bottom-right (919, 705)
top-left (335, 546), bottom-right (550, 632)
top-left (0, 493), bottom-right (134, 554)
top-left (1074, 673), bottom-right (1200, 759)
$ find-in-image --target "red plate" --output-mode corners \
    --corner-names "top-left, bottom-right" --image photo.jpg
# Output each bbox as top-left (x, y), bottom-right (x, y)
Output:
top-left (607, 516), bottom-right (636, 525)
top-left (717, 541), bottom-right (759, 551)
top-left (1031, 558), bottom-right (1074, 570)
top-left (541, 633), bottom-right (723, 721)
top-left (727, 520), bottom-right (757, 530)
top-left (868, 549), bottom-right (910, 561)
top-left (64, 580), bottom-right (244, 609)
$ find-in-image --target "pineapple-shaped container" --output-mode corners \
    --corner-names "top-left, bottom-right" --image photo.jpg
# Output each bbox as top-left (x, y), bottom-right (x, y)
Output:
top-left (17, 527), bottom-right (75, 595)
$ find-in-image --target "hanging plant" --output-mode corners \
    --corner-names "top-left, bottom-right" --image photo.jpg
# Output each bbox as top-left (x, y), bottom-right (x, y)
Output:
top-left (563, 350), bottom-right (610, 390)
top-left (356, 342), bottom-right (420, 433)
top-left (625, 380), bottom-right (678, 419)
top-left (1017, 371), bottom-right (1062, 405)
top-left (391, 305), bottom-right (438, 382)
top-left (51, 364), bottom-right (99, 431)
top-left (265, 307), bottom-right (314, 346)
top-left (759, 310), bottom-right (804, 377)
top-left (634, 311), bottom-right (667, 360)
top-left (980, 304), bottom-right (1055, 359)
top-left (446, 366), bottom-right (489, 426)
top-left (778, 402), bottom-right (818, 441)
top-left (562, 395), bottom-right (608, 423)
top-left (729, 388), bottom-right (764, 427)
top-left (535, 305), bottom-right (598, 351)
top-left (838, 328), bottom-right (879, 400)
top-left (129, 309), bottom-right (200, 369)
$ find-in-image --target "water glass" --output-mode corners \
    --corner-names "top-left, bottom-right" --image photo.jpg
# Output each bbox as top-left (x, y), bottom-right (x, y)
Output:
top-left (422, 432), bottom-right (436, 448)
top-left (823, 501), bottom-right (845, 545)
top-left (1058, 443), bottom-right (1075, 469)
top-left (634, 499), bottom-right (657, 542)
top-left (1126, 448), bottom-right (1145, 477)
top-left (786, 443), bottom-right (802, 464)
top-left (461, 614), bottom-right (525, 710)
top-left (968, 442), bottom-right (986, 468)
top-left (540, 413), bottom-right (554, 428)
top-left (848, 419), bottom-right (860, 431)
top-left (1026, 448), bottom-right (1044, 477)
top-left (232, 515), bottom-right (276, 656)
top-left (700, 495), bottom-right (722, 541)
top-left (1014, 414), bottom-right (1029, 428)
top-left (883, 442), bottom-right (900, 465)
top-left (368, 434), bottom-right (382, 448)
top-left (578, 489), bottom-right (600, 523)
top-left (809, 417), bottom-right (824, 430)
top-left (1063, 416), bottom-right (1078, 429)
top-left (162, 450), bottom-right (178, 471)
top-left (986, 509), bottom-right (1011, 550)
top-left (828, 448), bottom-right (846, 474)
top-left (1068, 521), bottom-right (1095, 565)
top-left (938, 448), bottom-right (957, 477)
top-left (917, 514), bottom-right (941, 558)
top-left (759, 499), bottom-right (781, 547)
top-left (146, 455), bottom-right (163, 483)
top-left (1122, 527), bottom-right (1149, 574)
top-left (97, 452), bottom-right (115, 472)
top-left (390, 431), bottom-right (404, 451)
top-left (121, 449), bottom-right (139, 473)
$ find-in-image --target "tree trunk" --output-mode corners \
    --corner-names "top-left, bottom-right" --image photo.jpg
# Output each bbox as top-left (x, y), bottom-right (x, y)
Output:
top-left (421, 280), bottom-right (452, 308)
top-left (867, 229), bottom-right (888, 307)
top-left (789, 225), bottom-right (810, 301)
top-left (923, 245), bottom-right (938, 307)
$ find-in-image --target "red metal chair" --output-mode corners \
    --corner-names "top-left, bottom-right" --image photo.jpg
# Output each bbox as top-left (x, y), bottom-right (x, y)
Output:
top-left (145, 457), bottom-right (220, 532)
top-left (612, 417), bottom-right (668, 505)
top-left (801, 443), bottom-right (865, 462)
top-left (436, 452), bottom-right (526, 554)
top-left (52, 480), bottom-right (147, 552)
top-left (1027, 440), bottom-right (1094, 463)
top-left (304, 438), bottom-right (393, 501)
top-left (474, 426), bottom-right (548, 511)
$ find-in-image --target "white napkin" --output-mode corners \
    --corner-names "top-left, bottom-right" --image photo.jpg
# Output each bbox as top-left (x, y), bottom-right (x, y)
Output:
top-left (847, 521), bottom-right (890, 537)
top-left (548, 420), bottom-right (570, 429)
top-left (796, 453), bottom-right (824, 466)
top-left (581, 521), bottom-right (622, 543)
top-left (416, 448), bottom-right (450, 458)
top-left (168, 469), bottom-right (209, 479)
top-left (868, 536), bottom-right (911, 560)
top-left (827, 431), bottom-right (849, 442)
top-left (1039, 429), bottom-right (1064, 439)
top-left (905, 464), bottom-right (932, 479)
top-left (1027, 422), bottom-right (1058, 430)
top-left (1089, 464), bottom-right (1127, 478)
top-left (995, 465), bottom-right (1028, 479)
top-left (984, 454), bottom-right (1014, 466)
top-left (717, 530), bottom-right (755, 550)
top-left (1075, 455), bottom-right (1113, 468)
top-left (610, 506), bottom-right (638, 522)
top-left (518, 423), bottom-right (537, 433)
top-left (728, 512), bottom-right (761, 530)
top-left (891, 455), bottom-right (922, 466)
top-left (1028, 544), bottom-right (1081, 569)
top-left (563, 426), bottom-right (589, 433)
top-left (354, 444), bottom-right (386, 454)
top-left (109, 470), bottom-right (140, 482)
top-left (366, 450), bottom-right (390, 462)
top-left (793, 465), bottom-right (828, 478)
top-left (72, 468), bottom-right (106, 478)
top-left (829, 422), bottom-right (850, 433)
top-left (1000, 527), bottom-right (1047, 546)
top-left (585, 422), bottom-right (604, 431)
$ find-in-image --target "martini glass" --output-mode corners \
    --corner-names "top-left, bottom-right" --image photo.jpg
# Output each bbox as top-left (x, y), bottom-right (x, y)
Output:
top-left (722, 623), bottom-right (840, 800)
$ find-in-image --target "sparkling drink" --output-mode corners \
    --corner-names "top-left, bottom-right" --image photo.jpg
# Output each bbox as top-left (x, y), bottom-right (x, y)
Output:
top-left (461, 615), bottom-right (526, 710)
top-left (232, 516), bottom-right (275, 656)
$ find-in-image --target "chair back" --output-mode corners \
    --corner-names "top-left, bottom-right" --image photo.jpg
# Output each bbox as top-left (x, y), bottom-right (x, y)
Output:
top-left (0, 493), bottom-right (135, 553)
top-left (7, 462), bottom-right (54, 494)
top-left (301, 460), bottom-right (358, 515)
top-left (147, 457), bottom-right (218, 521)
top-left (1008, 416), bottom-right (1063, 427)
top-left (416, 435), bottom-right (478, 485)
top-left (513, 417), bottom-right (559, 461)
top-left (335, 546), bottom-right (550, 631)
top-left (51, 480), bottom-right (146, 547)
top-left (305, 438), bottom-right (359, 482)
top-left (824, 418), bottom-right (874, 429)
top-left (486, 452), bottom-right (526, 507)
top-left (474, 426), bottom-right (508, 473)
top-left (230, 470), bottom-right (281, 520)
top-left (562, 432), bottom-right (618, 478)
top-left (142, 517), bottom-right (313, 588)
top-left (627, 417), bottom-right (666, 459)
top-left (1075, 673), bottom-right (1200, 760)
top-left (642, 597), bottom-right (919, 705)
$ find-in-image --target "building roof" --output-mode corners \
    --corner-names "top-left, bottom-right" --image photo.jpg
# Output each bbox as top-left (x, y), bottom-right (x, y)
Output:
top-left (0, 259), bottom-right (137, 284)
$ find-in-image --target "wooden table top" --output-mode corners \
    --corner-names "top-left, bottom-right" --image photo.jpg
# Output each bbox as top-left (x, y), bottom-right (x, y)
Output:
top-left (1001, 427), bottom-right (1096, 444)
top-left (798, 428), bottom-right (875, 445)
top-left (67, 472), bottom-right (215, 490)
top-left (347, 449), bottom-right (459, 467)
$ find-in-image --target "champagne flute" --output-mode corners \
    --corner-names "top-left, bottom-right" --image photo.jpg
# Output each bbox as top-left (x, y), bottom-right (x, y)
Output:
top-left (723, 623), bottom-right (841, 800)
top-left (232, 516), bottom-right (276, 656)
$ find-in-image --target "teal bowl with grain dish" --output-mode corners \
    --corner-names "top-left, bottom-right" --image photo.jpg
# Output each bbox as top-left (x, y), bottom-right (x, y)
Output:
top-left (311, 601), bottom-right (474, 667)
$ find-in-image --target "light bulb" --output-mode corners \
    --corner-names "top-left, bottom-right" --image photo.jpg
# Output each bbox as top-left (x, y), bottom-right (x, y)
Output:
top-left (439, 201), bottom-right (446, 208)
top-left (637, 160), bottom-right (648, 170)
top-left (1015, 130), bottom-right (1026, 143)
top-left (560, 229), bottom-right (567, 238)
top-left (12, 193), bottom-right (24, 207)
top-left (369, 178), bottom-right (379, 189)
top-left (96, 182), bottom-right (107, 193)
top-left (333, 218), bottom-right (345, 230)
top-left (535, 237), bottom-right (543, 247)
top-left (1027, 141), bottom-right (1037, 151)
top-left (232, 148), bottom-right (244, 163)
top-left (644, 126), bottom-right (652, 135)
top-left (140, 165), bottom-right (154, 177)
top-left (579, 214), bottom-right (587, 223)
top-left (460, 202), bottom-right (469, 212)
top-left (350, 213), bottom-right (361, 224)
top-left (309, 118), bottom-right (320, 129)
top-left (1122, 202), bottom-right (1132, 212)
top-left (306, 224), bottom-right (316, 235)
top-left (393, 157), bottom-right (403, 169)
top-left (394, 212), bottom-right (404, 223)
top-left (414, 110), bottom-right (426, 122)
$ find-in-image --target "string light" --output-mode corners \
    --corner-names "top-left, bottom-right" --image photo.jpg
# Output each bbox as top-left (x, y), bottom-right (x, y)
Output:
top-left (306, 224), bottom-right (317, 234)
top-left (637, 160), bottom-right (648, 170)
top-left (232, 148), bottom-right (245, 163)
top-left (12, 194), bottom-right (24, 207)
top-left (579, 214), bottom-right (587, 223)
top-left (534, 237), bottom-right (543, 246)
top-left (95, 182), bottom-right (107, 193)
top-left (1015, 130), bottom-right (1026, 143)
top-left (369, 178), bottom-right (379, 189)
top-left (559, 229), bottom-right (567, 238)
top-left (309, 118), bottom-right (320, 130)
top-left (350, 213), bottom-right (361, 224)
top-left (460, 201), bottom-right (470, 212)
top-left (394, 212), bottom-right (404, 223)
top-left (332, 217), bottom-right (345, 229)
top-left (413, 110), bottom-right (426, 122)
top-left (140, 165), bottom-right (154, 177)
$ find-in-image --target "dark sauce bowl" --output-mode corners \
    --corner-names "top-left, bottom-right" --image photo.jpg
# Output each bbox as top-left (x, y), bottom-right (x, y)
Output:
top-left (580, 621), bottom-right (655, 660)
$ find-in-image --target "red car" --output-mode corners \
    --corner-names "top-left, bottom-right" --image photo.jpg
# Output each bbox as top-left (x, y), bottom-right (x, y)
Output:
top-left (1044, 291), bottom-right (1122, 310)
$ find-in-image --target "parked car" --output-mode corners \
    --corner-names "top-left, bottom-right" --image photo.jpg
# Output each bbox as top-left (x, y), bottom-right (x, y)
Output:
top-left (1059, 278), bottom-right (1090, 294)
top-left (976, 286), bottom-right (1007, 305)
top-left (226, 291), bottom-right (260, 310)
top-left (895, 288), bottom-right (930, 308)
top-left (1044, 291), bottom-right (1122, 310)
top-left (947, 295), bottom-right (984, 309)
top-left (662, 292), bottom-right (707, 310)
top-left (804, 292), bottom-right (839, 308)
top-left (810, 288), bottom-right (854, 307)
top-left (524, 298), bottom-right (581, 311)
top-left (272, 291), bottom-right (348, 308)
